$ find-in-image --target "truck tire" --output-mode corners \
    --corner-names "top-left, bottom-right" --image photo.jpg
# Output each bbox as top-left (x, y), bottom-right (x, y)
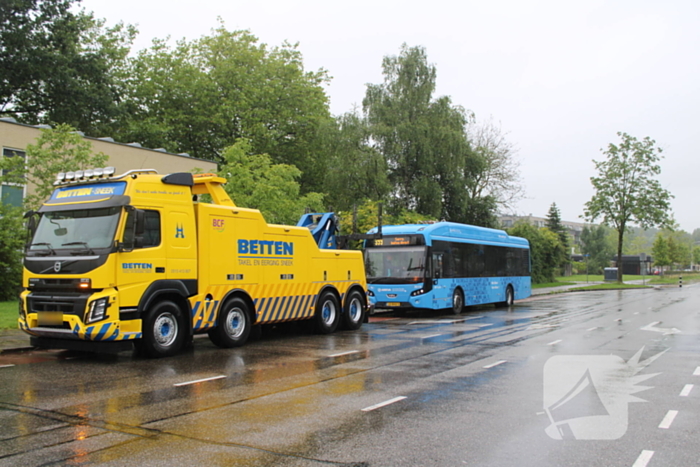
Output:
top-left (315, 291), bottom-right (340, 334)
top-left (341, 289), bottom-right (365, 331)
top-left (138, 300), bottom-right (185, 358)
top-left (208, 297), bottom-right (252, 348)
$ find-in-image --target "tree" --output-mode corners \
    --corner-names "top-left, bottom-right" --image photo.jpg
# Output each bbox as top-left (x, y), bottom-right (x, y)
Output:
top-left (0, 0), bottom-right (136, 135)
top-left (116, 25), bottom-right (333, 193)
top-left (218, 139), bottom-right (324, 225)
top-left (545, 202), bottom-right (570, 270)
top-left (652, 234), bottom-right (671, 274)
top-left (465, 116), bottom-right (524, 212)
top-left (0, 202), bottom-right (24, 301)
top-left (507, 222), bottom-right (564, 284)
top-left (580, 224), bottom-right (616, 275)
top-left (362, 44), bottom-right (491, 225)
top-left (319, 110), bottom-right (391, 212)
top-left (0, 123), bottom-right (108, 210)
top-left (583, 132), bottom-right (674, 282)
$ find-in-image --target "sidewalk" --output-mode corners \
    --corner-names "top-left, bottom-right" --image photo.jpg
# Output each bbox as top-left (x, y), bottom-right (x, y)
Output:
top-left (531, 281), bottom-right (604, 295)
top-left (0, 328), bottom-right (33, 354)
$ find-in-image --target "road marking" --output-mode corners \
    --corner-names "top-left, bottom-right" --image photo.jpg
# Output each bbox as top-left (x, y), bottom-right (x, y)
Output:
top-left (0, 364), bottom-right (15, 369)
top-left (587, 327), bottom-right (598, 331)
top-left (362, 396), bottom-right (406, 412)
top-left (408, 319), bottom-right (464, 325)
top-left (680, 384), bottom-right (693, 397)
top-left (477, 323), bottom-right (493, 328)
top-left (483, 360), bottom-right (507, 369)
top-left (174, 375), bottom-right (227, 387)
top-left (547, 340), bottom-right (562, 346)
top-left (328, 350), bottom-right (359, 358)
top-left (421, 334), bottom-right (442, 340)
top-left (614, 318), bottom-right (622, 322)
top-left (632, 450), bottom-right (654, 467)
top-left (658, 410), bottom-right (678, 429)
top-left (641, 321), bottom-right (681, 335)
top-left (694, 366), bottom-right (700, 376)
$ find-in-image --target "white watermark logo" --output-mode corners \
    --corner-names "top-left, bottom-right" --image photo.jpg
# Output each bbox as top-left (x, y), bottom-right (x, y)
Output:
top-left (543, 347), bottom-right (666, 440)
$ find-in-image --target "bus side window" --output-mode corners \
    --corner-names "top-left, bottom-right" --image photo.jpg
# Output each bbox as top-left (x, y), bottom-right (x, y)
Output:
top-left (433, 253), bottom-right (443, 278)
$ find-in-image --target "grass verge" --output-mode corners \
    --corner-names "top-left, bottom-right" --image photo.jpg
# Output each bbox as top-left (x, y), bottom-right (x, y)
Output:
top-left (0, 301), bottom-right (18, 330)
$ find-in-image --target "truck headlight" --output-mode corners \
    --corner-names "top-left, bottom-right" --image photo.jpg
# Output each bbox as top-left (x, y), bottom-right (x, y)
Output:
top-left (86, 298), bottom-right (108, 324)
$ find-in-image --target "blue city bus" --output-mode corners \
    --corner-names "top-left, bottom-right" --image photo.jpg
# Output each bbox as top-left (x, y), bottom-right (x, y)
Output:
top-left (364, 222), bottom-right (531, 313)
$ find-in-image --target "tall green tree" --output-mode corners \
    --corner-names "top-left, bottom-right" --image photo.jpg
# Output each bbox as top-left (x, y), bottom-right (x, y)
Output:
top-left (0, 202), bottom-right (24, 301)
top-left (319, 111), bottom-right (391, 212)
top-left (0, 123), bottom-right (108, 210)
top-left (580, 224), bottom-right (615, 274)
top-left (117, 26), bottom-right (332, 193)
top-left (0, 0), bottom-right (136, 135)
top-left (545, 202), bottom-right (570, 270)
top-left (583, 132), bottom-right (673, 282)
top-left (218, 139), bottom-right (324, 225)
top-left (362, 44), bottom-right (489, 225)
top-left (652, 234), bottom-right (671, 274)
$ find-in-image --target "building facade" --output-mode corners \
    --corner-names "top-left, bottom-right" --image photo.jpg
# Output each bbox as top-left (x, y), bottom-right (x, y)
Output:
top-left (0, 118), bottom-right (217, 208)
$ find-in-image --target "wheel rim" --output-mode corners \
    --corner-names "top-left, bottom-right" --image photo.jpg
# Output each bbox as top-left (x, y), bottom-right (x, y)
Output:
top-left (154, 312), bottom-right (178, 347)
top-left (225, 308), bottom-right (246, 339)
top-left (322, 299), bottom-right (337, 325)
top-left (348, 297), bottom-right (362, 323)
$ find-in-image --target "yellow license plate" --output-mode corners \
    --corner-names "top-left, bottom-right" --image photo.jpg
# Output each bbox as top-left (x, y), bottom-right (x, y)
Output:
top-left (38, 312), bottom-right (63, 326)
top-left (386, 302), bottom-right (401, 307)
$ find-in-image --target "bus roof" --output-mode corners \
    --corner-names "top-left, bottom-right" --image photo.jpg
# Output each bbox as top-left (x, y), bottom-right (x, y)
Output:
top-left (367, 222), bottom-right (529, 248)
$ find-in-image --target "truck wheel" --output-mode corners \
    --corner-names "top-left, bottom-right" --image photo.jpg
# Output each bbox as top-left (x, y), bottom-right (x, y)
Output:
top-left (451, 288), bottom-right (464, 315)
top-left (315, 291), bottom-right (340, 334)
top-left (138, 300), bottom-right (185, 358)
top-left (341, 289), bottom-right (365, 331)
top-left (208, 297), bottom-right (251, 348)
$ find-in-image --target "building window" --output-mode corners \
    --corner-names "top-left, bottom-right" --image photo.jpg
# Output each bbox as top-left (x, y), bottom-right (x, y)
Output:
top-left (1, 148), bottom-right (26, 207)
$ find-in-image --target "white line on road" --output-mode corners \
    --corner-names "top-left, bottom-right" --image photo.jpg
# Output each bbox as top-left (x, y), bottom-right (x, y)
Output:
top-left (0, 364), bottom-right (15, 369)
top-left (328, 350), bottom-right (359, 358)
top-left (632, 450), bottom-right (654, 467)
top-left (658, 410), bottom-right (679, 429)
top-left (614, 318), bottom-right (622, 322)
top-left (587, 327), bottom-right (598, 331)
top-left (421, 334), bottom-right (442, 340)
top-left (408, 320), bottom-right (464, 325)
top-left (680, 384), bottom-right (694, 397)
top-left (694, 366), bottom-right (700, 376)
top-left (483, 360), bottom-right (507, 369)
top-left (174, 375), bottom-right (227, 387)
top-left (361, 396), bottom-right (407, 412)
top-left (477, 323), bottom-right (493, 328)
top-left (547, 340), bottom-right (562, 346)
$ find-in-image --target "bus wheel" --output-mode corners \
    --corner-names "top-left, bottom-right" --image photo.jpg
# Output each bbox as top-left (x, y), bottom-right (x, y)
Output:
top-left (138, 300), bottom-right (185, 358)
top-left (341, 289), bottom-right (365, 331)
top-left (500, 286), bottom-right (514, 307)
top-left (315, 291), bottom-right (340, 334)
top-left (208, 297), bottom-right (251, 348)
top-left (451, 289), bottom-right (464, 315)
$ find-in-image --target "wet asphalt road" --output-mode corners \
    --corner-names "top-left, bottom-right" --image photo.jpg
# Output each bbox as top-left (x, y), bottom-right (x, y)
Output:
top-left (1, 286), bottom-right (698, 467)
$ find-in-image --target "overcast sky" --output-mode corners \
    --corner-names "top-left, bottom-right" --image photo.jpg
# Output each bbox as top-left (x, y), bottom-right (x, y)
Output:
top-left (81, 0), bottom-right (700, 232)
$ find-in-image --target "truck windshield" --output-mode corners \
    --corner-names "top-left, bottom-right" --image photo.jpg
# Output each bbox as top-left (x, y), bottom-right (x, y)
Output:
top-left (30, 207), bottom-right (121, 252)
top-left (364, 246), bottom-right (427, 284)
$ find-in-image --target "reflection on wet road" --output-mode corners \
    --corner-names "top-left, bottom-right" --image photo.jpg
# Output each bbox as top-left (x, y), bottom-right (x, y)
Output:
top-left (1, 286), bottom-right (698, 466)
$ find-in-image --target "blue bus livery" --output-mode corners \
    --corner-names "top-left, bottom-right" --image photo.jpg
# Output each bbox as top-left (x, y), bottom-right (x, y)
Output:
top-left (364, 222), bottom-right (531, 313)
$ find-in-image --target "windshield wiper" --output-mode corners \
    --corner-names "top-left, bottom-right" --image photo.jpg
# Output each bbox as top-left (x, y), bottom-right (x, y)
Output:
top-left (61, 241), bottom-right (94, 255)
top-left (30, 242), bottom-right (56, 255)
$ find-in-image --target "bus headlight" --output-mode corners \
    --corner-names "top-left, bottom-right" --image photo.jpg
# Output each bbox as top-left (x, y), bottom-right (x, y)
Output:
top-left (366, 289), bottom-right (374, 297)
top-left (86, 298), bottom-right (108, 324)
top-left (410, 289), bottom-right (426, 296)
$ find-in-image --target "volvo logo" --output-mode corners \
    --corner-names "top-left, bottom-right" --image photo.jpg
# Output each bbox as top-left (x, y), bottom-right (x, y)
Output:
top-left (53, 261), bottom-right (62, 273)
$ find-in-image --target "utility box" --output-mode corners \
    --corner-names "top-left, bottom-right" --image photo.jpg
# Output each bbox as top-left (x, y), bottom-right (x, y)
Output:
top-left (604, 267), bottom-right (618, 281)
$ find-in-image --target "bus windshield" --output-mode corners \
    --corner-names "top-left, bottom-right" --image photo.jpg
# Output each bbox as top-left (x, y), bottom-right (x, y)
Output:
top-left (364, 246), bottom-right (427, 284)
top-left (30, 207), bottom-right (121, 254)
